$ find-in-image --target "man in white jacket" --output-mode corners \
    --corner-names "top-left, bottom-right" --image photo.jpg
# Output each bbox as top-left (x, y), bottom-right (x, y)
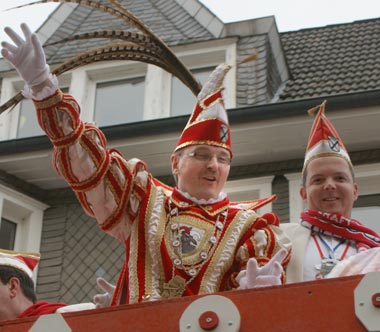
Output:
top-left (282, 102), bottom-right (380, 283)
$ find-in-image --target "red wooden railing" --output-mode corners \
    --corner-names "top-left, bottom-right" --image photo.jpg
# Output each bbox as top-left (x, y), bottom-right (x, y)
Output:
top-left (1, 274), bottom-right (377, 332)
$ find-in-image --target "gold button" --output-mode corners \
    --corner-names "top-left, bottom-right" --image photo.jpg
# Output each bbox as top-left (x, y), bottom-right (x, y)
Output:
top-left (142, 294), bottom-right (151, 301)
top-left (204, 206), bottom-right (212, 211)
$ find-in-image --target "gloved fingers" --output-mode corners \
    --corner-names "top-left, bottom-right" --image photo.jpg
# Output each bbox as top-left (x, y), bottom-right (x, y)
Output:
top-left (251, 275), bottom-right (282, 288)
top-left (31, 33), bottom-right (46, 61)
top-left (93, 293), bottom-right (110, 308)
top-left (241, 252), bottom-right (286, 289)
top-left (93, 294), bottom-right (105, 303)
top-left (96, 277), bottom-right (116, 293)
top-left (1, 41), bottom-right (18, 55)
top-left (93, 293), bottom-right (110, 303)
top-left (4, 26), bottom-right (25, 46)
top-left (271, 261), bottom-right (283, 277)
top-left (238, 277), bottom-right (247, 289)
top-left (257, 249), bottom-right (287, 275)
top-left (246, 249), bottom-right (287, 277)
top-left (270, 248), bottom-right (288, 265)
top-left (20, 23), bottom-right (33, 40)
top-left (1, 48), bottom-right (13, 63)
top-left (93, 290), bottom-right (112, 309)
top-left (246, 257), bottom-right (259, 279)
top-left (249, 258), bottom-right (275, 276)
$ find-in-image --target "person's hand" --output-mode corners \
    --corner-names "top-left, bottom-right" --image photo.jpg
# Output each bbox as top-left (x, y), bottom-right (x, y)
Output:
top-left (93, 277), bottom-right (116, 309)
top-left (239, 248), bottom-right (288, 289)
top-left (1, 23), bottom-right (49, 87)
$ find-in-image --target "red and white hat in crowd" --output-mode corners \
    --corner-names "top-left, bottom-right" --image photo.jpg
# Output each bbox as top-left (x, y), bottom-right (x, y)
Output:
top-left (174, 63), bottom-right (232, 158)
top-left (0, 249), bottom-right (40, 278)
top-left (303, 100), bottom-right (352, 172)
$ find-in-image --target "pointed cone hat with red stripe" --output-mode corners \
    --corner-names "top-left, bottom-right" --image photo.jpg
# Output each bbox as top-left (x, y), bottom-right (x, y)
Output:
top-left (303, 101), bottom-right (351, 172)
top-left (0, 249), bottom-right (40, 278)
top-left (174, 63), bottom-right (232, 157)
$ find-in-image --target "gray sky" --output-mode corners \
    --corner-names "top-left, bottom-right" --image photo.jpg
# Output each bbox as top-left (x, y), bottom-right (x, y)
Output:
top-left (0, 0), bottom-right (379, 43)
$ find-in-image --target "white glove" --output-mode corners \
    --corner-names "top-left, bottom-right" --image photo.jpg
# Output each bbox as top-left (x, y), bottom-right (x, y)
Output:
top-left (93, 277), bottom-right (116, 309)
top-left (1, 23), bottom-right (49, 87)
top-left (239, 248), bottom-right (288, 289)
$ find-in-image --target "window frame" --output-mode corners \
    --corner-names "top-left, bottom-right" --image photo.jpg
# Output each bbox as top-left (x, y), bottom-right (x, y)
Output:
top-left (0, 38), bottom-right (238, 140)
top-left (94, 75), bottom-right (146, 126)
top-left (0, 76), bottom-right (71, 140)
top-left (170, 66), bottom-right (215, 117)
top-left (224, 176), bottom-right (274, 214)
top-left (0, 217), bottom-right (17, 250)
top-left (0, 184), bottom-right (48, 254)
top-left (73, 38), bottom-right (238, 126)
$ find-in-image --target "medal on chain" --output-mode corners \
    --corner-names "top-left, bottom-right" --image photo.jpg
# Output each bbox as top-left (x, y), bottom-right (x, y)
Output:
top-left (162, 200), bottom-right (227, 299)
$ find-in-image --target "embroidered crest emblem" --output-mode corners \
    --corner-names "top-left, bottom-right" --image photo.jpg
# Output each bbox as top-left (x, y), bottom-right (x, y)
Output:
top-left (328, 136), bottom-right (340, 152)
top-left (220, 124), bottom-right (228, 143)
top-left (179, 226), bottom-right (198, 254)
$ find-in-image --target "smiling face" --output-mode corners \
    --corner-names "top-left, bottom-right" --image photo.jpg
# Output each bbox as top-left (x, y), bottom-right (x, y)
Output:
top-left (300, 156), bottom-right (358, 217)
top-left (171, 145), bottom-right (231, 201)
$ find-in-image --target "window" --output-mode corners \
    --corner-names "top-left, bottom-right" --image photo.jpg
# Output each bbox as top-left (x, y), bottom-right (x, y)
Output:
top-left (16, 87), bottom-right (69, 138)
top-left (0, 184), bottom-right (48, 254)
top-left (94, 76), bottom-right (145, 126)
top-left (352, 194), bottom-right (380, 232)
top-left (16, 99), bottom-right (45, 138)
top-left (224, 176), bottom-right (274, 214)
top-left (171, 68), bottom-right (213, 117)
top-left (0, 218), bottom-right (16, 250)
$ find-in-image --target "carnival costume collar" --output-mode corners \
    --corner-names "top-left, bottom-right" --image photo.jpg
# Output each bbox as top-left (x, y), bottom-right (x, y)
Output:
top-left (177, 188), bottom-right (227, 205)
top-left (170, 188), bottom-right (229, 217)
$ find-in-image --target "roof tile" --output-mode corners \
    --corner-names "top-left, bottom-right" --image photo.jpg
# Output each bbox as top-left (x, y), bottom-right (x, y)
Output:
top-left (280, 18), bottom-right (380, 100)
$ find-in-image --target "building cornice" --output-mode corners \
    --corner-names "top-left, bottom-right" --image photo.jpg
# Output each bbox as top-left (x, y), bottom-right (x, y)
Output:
top-left (0, 89), bottom-right (379, 155)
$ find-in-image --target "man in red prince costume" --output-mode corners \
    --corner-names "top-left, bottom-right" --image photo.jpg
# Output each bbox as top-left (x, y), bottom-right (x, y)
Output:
top-left (1, 24), bottom-right (291, 305)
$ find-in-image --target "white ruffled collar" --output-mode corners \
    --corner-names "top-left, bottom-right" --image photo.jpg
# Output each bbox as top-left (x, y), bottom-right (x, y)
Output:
top-left (177, 189), bottom-right (227, 205)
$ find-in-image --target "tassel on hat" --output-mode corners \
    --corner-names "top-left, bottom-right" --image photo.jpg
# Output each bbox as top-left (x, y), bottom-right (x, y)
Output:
top-left (174, 63), bottom-right (232, 157)
top-left (0, 249), bottom-right (40, 278)
top-left (303, 101), bottom-right (352, 172)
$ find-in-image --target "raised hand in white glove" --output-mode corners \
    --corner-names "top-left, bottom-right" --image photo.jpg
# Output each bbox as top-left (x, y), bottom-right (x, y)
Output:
top-left (1, 23), bottom-right (50, 87)
top-left (239, 248), bottom-right (288, 289)
top-left (93, 277), bottom-right (116, 309)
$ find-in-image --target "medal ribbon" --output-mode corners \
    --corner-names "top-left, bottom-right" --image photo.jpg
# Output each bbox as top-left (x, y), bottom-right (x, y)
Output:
top-left (312, 234), bottom-right (350, 260)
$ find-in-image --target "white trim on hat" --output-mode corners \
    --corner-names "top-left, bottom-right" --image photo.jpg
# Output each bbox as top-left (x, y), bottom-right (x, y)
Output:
top-left (0, 256), bottom-right (34, 278)
top-left (304, 139), bottom-right (351, 168)
top-left (0, 249), bottom-right (40, 278)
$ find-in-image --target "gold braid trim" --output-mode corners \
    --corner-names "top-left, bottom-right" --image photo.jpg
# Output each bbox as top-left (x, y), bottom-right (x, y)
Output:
top-left (33, 90), bottom-right (64, 109)
top-left (0, 249), bottom-right (41, 258)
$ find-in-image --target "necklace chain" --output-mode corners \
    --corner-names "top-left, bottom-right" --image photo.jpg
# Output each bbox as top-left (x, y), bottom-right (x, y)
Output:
top-left (167, 199), bottom-right (228, 286)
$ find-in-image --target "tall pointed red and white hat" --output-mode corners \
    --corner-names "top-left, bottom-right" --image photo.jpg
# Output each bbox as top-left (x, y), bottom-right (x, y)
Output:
top-left (174, 63), bottom-right (232, 157)
top-left (0, 249), bottom-right (40, 278)
top-left (303, 101), bottom-right (351, 171)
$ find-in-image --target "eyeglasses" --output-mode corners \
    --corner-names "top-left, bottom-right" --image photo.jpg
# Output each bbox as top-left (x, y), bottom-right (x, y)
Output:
top-left (186, 151), bottom-right (231, 165)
